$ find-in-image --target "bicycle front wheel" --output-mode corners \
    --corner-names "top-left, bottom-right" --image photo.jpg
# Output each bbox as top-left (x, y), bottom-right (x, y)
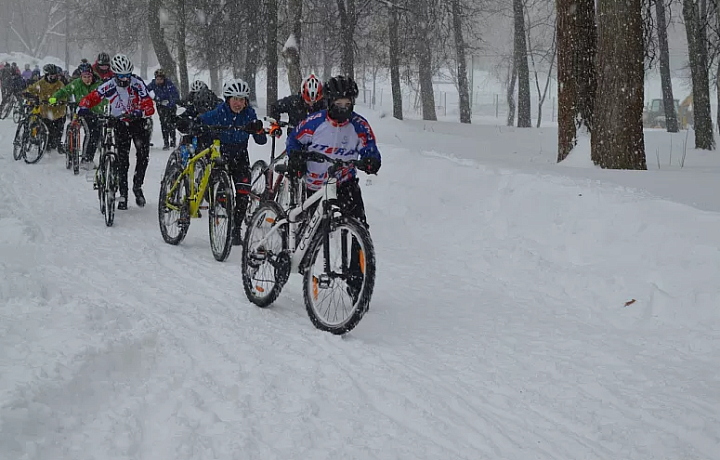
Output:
top-left (103, 154), bottom-right (117, 227)
top-left (208, 170), bottom-right (236, 262)
top-left (24, 119), bottom-right (48, 164)
top-left (13, 122), bottom-right (27, 161)
top-left (158, 162), bottom-right (191, 245)
top-left (12, 99), bottom-right (22, 124)
top-left (303, 217), bottom-right (376, 335)
top-left (241, 201), bottom-right (289, 308)
top-left (64, 124), bottom-right (72, 169)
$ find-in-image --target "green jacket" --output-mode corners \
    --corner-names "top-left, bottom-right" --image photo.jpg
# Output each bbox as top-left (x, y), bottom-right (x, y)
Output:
top-left (52, 74), bottom-right (106, 114)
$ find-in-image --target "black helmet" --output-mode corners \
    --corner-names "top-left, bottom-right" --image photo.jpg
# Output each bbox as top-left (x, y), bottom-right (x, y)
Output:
top-left (324, 76), bottom-right (359, 102)
top-left (97, 52), bottom-right (110, 66)
top-left (43, 63), bottom-right (58, 75)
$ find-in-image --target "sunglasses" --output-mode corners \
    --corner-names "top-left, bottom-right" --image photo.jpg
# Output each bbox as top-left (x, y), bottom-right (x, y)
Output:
top-left (116, 73), bottom-right (132, 80)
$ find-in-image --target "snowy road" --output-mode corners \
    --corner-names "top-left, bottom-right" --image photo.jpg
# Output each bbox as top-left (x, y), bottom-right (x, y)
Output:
top-left (1, 116), bottom-right (719, 459)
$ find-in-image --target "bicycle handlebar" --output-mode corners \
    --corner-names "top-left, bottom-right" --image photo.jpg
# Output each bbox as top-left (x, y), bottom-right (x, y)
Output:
top-left (263, 116), bottom-right (293, 129)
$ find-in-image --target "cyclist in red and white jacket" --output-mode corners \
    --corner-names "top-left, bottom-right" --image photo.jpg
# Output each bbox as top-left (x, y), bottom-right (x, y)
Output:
top-left (78, 54), bottom-right (155, 210)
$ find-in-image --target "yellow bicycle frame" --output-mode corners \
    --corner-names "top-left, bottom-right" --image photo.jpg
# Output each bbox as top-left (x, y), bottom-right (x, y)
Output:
top-left (165, 139), bottom-right (222, 219)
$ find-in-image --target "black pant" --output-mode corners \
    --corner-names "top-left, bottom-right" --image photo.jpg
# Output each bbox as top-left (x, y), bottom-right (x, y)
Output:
top-left (116, 118), bottom-right (151, 197)
top-left (82, 114), bottom-right (102, 162)
top-left (336, 178), bottom-right (368, 227)
top-left (157, 105), bottom-right (176, 146)
top-left (221, 145), bottom-right (251, 234)
top-left (44, 117), bottom-right (65, 150)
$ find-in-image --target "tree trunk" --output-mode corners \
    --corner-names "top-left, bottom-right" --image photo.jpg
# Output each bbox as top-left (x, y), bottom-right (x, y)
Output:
top-left (140, 22), bottom-right (149, 80)
top-left (322, 18), bottom-right (334, 82)
top-left (683, 0), bottom-right (714, 149)
top-left (513, 0), bottom-right (531, 127)
top-left (417, 0), bottom-right (437, 121)
top-left (388, 4), bottom-right (403, 120)
top-left (208, 51), bottom-right (220, 95)
top-left (451, 0), bottom-right (471, 123)
top-left (656, 0), bottom-right (678, 132)
top-left (336, 0), bottom-right (356, 78)
top-left (506, 60), bottom-right (516, 127)
top-left (176, 0), bottom-right (189, 98)
top-left (556, 0), bottom-right (596, 162)
top-left (592, 0), bottom-right (646, 170)
top-left (284, 0), bottom-right (303, 93)
top-left (266, 0), bottom-right (279, 114)
top-left (148, 0), bottom-right (177, 83)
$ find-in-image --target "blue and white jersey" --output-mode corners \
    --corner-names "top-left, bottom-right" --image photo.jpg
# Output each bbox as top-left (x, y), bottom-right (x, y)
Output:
top-left (287, 110), bottom-right (380, 190)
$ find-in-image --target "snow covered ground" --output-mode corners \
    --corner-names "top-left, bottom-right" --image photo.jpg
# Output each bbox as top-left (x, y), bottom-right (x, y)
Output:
top-left (1, 106), bottom-right (719, 459)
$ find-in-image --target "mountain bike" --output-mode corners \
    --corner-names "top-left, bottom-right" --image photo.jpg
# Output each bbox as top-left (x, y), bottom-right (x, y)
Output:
top-left (158, 123), bottom-right (257, 262)
top-left (92, 113), bottom-right (120, 227)
top-left (62, 102), bottom-right (88, 175)
top-left (241, 151), bottom-right (376, 335)
top-left (0, 92), bottom-right (20, 121)
top-left (246, 117), bottom-right (295, 225)
top-left (12, 95), bottom-right (49, 164)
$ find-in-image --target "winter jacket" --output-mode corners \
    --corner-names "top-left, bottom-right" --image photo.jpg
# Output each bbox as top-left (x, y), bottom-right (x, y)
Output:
top-left (269, 93), bottom-right (326, 127)
top-left (92, 61), bottom-right (114, 81)
top-left (178, 87), bottom-right (222, 118)
top-left (52, 73), bottom-right (106, 114)
top-left (6, 73), bottom-right (26, 94)
top-left (198, 102), bottom-right (267, 148)
top-left (147, 78), bottom-right (180, 109)
top-left (25, 76), bottom-right (66, 121)
top-left (287, 110), bottom-right (380, 190)
top-left (80, 75), bottom-right (154, 119)
top-left (21, 69), bottom-right (33, 81)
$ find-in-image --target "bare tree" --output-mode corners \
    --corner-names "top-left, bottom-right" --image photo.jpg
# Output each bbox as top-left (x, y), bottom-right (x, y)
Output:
top-left (513, 0), bottom-right (531, 127)
top-left (450, 0), bottom-right (471, 123)
top-left (267, 0), bottom-right (279, 113)
top-left (655, 0), bottom-right (678, 132)
top-left (284, 0), bottom-right (303, 93)
top-left (337, 0), bottom-right (358, 78)
top-left (417, 0), bottom-right (438, 121)
top-left (556, 0), bottom-right (596, 162)
top-left (592, 0), bottom-right (646, 169)
top-left (683, 0), bottom-right (715, 149)
top-left (176, 0), bottom-right (189, 97)
top-left (148, 0), bottom-right (178, 82)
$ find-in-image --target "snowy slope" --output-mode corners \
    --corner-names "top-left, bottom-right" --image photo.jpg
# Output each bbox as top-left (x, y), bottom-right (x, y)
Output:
top-left (1, 113), bottom-right (719, 460)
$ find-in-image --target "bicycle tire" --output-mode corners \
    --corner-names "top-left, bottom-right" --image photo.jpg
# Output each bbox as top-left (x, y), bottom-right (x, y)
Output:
top-left (158, 163), bottom-right (191, 245)
top-left (303, 217), bottom-right (376, 335)
top-left (0, 99), bottom-right (11, 120)
top-left (103, 154), bottom-right (116, 227)
top-left (13, 122), bottom-right (26, 161)
top-left (24, 119), bottom-right (48, 164)
top-left (71, 124), bottom-right (81, 175)
top-left (12, 100), bottom-right (22, 124)
top-left (241, 201), bottom-right (289, 308)
top-left (246, 160), bottom-right (269, 225)
top-left (64, 123), bottom-right (72, 169)
top-left (208, 170), bottom-right (236, 262)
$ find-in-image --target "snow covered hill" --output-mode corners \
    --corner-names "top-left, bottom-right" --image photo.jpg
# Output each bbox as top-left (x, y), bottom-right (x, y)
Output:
top-left (1, 112), bottom-right (718, 459)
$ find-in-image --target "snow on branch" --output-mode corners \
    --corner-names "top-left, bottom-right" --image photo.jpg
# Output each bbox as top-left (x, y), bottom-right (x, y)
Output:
top-left (283, 34), bottom-right (298, 52)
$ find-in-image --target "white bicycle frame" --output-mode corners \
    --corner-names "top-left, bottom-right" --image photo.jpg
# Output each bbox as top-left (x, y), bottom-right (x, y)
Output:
top-left (251, 176), bottom-right (338, 273)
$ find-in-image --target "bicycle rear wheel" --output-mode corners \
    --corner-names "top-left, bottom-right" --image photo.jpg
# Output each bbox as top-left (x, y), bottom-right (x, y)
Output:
top-left (24, 119), bottom-right (48, 164)
top-left (158, 163), bottom-right (191, 245)
top-left (303, 217), bottom-right (375, 335)
top-left (71, 124), bottom-right (81, 175)
top-left (208, 170), bottom-right (236, 262)
top-left (241, 201), bottom-right (289, 308)
top-left (13, 122), bottom-right (27, 161)
top-left (103, 154), bottom-right (117, 227)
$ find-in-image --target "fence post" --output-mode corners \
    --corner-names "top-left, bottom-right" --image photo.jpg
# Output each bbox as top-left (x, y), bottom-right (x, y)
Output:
top-left (444, 92), bottom-right (447, 116)
top-left (495, 94), bottom-right (499, 118)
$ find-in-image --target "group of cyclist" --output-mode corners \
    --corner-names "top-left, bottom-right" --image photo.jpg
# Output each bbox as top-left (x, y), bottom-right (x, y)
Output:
top-left (6, 51), bottom-right (383, 246)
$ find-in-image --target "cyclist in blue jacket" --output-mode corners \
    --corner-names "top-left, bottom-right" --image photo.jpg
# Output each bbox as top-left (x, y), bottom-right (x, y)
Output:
top-left (199, 78), bottom-right (267, 245)
top-left (147, 69), bottom-right (180, 149)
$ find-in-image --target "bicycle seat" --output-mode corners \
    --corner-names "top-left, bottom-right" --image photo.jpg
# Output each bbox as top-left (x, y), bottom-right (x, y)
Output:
top-left (274, 163), bottom-right (288, 175)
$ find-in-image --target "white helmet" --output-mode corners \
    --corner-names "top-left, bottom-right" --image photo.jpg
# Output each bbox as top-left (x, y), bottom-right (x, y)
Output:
top-left (301, 74), bottom-right (322, 104)
top-left (190, 80), bottom-right (208, 93)
top-left (223, 78), bottom-right (250, 99)
top-left (110, 54), bottom-right (134, 74)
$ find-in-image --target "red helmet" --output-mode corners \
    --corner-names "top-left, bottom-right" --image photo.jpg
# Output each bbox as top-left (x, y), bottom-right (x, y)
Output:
top-left (301, 74), bottom-right (323, 105)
